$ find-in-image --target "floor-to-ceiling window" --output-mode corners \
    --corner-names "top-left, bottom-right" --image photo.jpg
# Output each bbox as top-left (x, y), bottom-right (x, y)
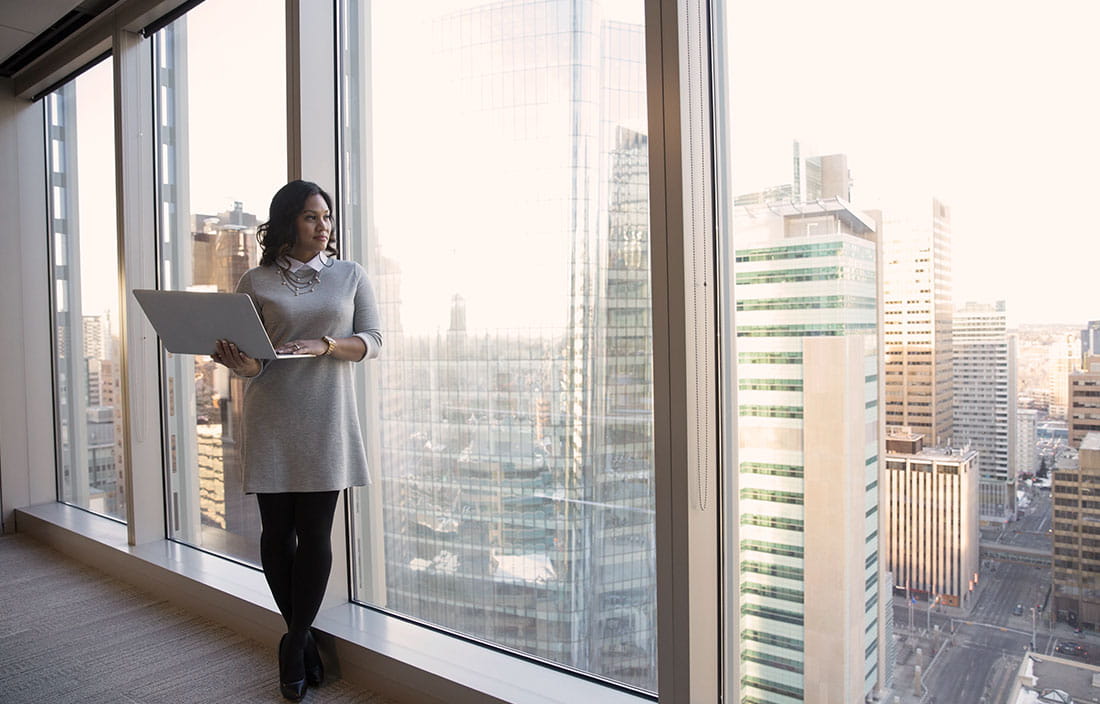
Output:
top-left (715, 1), bottom-right (1100, 701)
top-left (338, 0), bottom-right (658, 691)
top-left (46, 55), bottom-right (127, 523)
top-left (153, 0), bottom-right (287, 562)
top-left (22, 0), bottom-right (724, 699)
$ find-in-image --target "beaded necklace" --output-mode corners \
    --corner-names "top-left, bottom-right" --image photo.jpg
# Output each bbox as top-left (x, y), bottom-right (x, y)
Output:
top-left (278, 264), bottom-right (320, 296)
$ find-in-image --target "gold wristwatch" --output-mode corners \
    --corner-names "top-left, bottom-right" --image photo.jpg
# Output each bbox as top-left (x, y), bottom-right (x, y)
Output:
top-left (322, 335), bottom-right (336, 356)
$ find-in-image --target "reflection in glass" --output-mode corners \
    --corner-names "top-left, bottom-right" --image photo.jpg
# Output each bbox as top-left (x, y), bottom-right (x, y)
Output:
top-left (340, 0), bottom-right (657, 690)
top-left (47, 57), bottom-right (127, 522)
top-left (154, 0), bottom-right (287, 562)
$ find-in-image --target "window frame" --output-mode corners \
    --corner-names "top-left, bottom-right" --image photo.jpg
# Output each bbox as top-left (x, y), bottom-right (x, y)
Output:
top-left (3, 0), bottom-right (724, 700)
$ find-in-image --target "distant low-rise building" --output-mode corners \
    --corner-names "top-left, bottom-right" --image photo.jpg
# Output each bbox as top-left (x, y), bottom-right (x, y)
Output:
top-left (1008, 653), bottom-right (1099, 704)
top-left (884, 427), bottom-right (979, 608)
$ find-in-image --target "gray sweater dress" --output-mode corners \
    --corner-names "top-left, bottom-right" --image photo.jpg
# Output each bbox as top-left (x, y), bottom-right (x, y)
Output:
top-left (235, 259), bottom-right (381, 493)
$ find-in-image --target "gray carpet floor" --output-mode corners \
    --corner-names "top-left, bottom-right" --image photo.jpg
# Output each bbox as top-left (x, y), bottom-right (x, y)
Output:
top-left (0, 533), bottom-right (399, 704)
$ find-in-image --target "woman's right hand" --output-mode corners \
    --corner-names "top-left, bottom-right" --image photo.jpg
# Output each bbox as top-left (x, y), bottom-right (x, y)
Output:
top-left (211, 339), bottom-right (262, 377)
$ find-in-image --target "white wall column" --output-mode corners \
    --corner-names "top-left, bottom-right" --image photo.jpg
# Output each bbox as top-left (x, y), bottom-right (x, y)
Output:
top-left (0, 81), bottom-right (55, 533)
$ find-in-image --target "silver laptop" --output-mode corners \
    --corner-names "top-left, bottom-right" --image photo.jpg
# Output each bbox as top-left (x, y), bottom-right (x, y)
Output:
top-left (132, 289), bottom-right (312, 359)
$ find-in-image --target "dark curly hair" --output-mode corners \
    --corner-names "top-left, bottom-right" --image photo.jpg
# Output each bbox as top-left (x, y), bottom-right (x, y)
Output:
top-left (256, 180), bottom-right (339, 267)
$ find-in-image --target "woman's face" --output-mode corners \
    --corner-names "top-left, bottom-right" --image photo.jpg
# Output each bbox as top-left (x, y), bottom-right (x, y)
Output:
top-left (287, 193), bottom-right (332, 261)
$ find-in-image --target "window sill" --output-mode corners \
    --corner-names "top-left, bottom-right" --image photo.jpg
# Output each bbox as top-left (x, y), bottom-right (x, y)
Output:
top-left (14, 502), bottom-right (654, 704)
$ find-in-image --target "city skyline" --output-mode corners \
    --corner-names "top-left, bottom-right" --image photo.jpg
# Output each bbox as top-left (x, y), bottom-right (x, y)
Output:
top-left (67, 0), bottom-right (1100, 329)
top-left (24, 0), bottom-right (1100, 702)
top-left (722, 0), bottom-right (1100, 328)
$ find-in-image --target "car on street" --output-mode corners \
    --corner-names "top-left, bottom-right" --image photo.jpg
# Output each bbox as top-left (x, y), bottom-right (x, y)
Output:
top-left (1055, 641), bottom-right (1087, 657)
top-left (1014, 603), bottom-right (1024, 616)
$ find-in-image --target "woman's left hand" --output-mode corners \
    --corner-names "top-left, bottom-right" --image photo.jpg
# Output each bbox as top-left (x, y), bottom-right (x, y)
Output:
top-left (276, 339), bottom-right (325, 356)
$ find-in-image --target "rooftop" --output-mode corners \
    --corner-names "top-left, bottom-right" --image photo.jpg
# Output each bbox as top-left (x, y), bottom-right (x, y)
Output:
top-left (1011, 653), bottom-right (1100, 704)
top-left (886, 426), bottom-right (922, 441)
top-left (885, 442), bottom-right (978, 463)
top-left (736, 196), bottom-right (877, 235)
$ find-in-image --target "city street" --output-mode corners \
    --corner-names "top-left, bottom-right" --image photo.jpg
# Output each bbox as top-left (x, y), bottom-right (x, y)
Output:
top-left (894, 579), bottom-right (1043, 704)
top-left (893, 485), bottom-right (1068, 703)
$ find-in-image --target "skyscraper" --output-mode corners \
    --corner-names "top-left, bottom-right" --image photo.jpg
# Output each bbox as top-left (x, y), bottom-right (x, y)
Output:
top-left (733, 141), bottom-right (851, 206)
top-left (1052, 431), bottom-right (1100, 628)
top-left (1068, 356), bottom-right (1100, 449)
top-left (1016, 407), bottom-right (1039, 476)
top-left (364, 1), bottom-right (656, 689)
top-left (185, 203), bottom-right (263, 555)
top-left (952, 301), bottom-right (1017, 523)
top-left (1049, 333), bottom-right (1078, 419)
top-left (881, 198), bottom-right (954, 445)
top-left (1081, 320), bottom-right (1100, 367)
top-left (733, 196), bottom-right (884, 702)
top-left (82, 314), bottom-right (107, 362)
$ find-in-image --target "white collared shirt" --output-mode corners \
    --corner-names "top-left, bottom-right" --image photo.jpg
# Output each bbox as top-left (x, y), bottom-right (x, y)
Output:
top-left (279, 252), bottom-right (376, 357)
top-left (279, 252), bottom-right (328, 273)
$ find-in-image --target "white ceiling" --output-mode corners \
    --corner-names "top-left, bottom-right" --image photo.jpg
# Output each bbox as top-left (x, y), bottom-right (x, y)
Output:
top-left (0, 0), bottom-right (88, 66)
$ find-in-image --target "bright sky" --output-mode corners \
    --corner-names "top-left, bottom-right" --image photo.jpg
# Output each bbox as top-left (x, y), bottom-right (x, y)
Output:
top-left (72, 59), bottom-right (117, 322)
top-left (724, 0), bottom-right (1100, 326)
top-left (368, 0), bottom-right (644, 332)
top-left (73, 0), bottom-right (285, 320)
top-left (179, 0), bottom-right (286, 218)
top-left (71, 0), bottom-right (1099, 329)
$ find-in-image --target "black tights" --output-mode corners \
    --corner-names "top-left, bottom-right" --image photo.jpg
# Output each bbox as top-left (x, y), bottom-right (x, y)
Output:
top-left (256, 491), bottom-right (340, 662)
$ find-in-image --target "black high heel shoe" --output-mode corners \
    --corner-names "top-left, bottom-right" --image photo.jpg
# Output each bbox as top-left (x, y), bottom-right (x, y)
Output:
top-left (304, 629), bottom-right (324, 687)
top-left (278, 633), bottom-right (307, 701)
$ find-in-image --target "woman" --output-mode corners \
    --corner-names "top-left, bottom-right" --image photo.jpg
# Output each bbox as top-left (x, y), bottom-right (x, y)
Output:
top-left (211, 179), bottom-right (381, 701)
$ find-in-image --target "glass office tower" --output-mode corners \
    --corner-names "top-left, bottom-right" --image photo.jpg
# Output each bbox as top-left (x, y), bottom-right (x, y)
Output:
top-left (733, 198), bottom-right (882, 702)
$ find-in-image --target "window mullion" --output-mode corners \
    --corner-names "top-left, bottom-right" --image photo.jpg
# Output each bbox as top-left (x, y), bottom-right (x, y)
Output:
top-left (646, 0), bottom-right (720, 701)
top-left (114, 27), bottom-right (163, 544)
